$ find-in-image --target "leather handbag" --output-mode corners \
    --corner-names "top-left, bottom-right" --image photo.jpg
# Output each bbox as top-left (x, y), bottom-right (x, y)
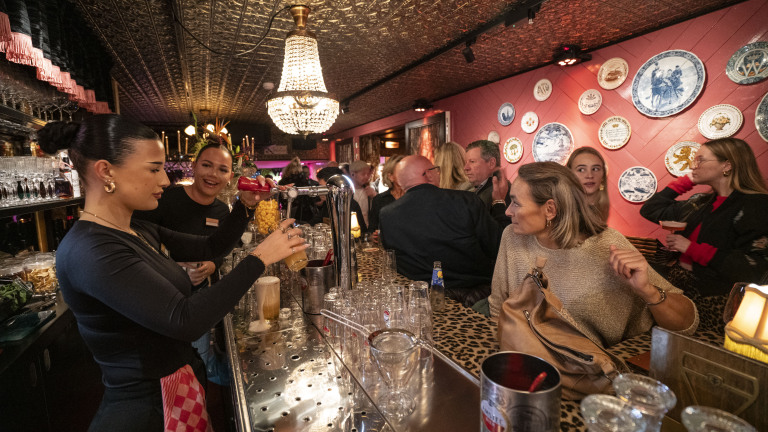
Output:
top-left (498, 257), bottom-right (629, 400)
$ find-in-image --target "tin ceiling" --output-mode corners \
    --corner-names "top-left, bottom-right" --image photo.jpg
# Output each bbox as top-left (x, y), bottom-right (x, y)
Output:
top-left (72, 0), bottom-right (741, 135)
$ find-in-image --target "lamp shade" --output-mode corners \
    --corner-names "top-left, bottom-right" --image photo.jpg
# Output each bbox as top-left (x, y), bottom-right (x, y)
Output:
top-left (724, 284), bottom-right (768, 363)
top-left (267, 5), bottom-right (338, 136)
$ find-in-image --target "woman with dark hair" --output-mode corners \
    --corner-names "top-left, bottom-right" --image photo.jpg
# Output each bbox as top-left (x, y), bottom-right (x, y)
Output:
top-left (133, 140), bottom-right (235, 389)
top-left (38, 115), bottom-right (307, 431)
top-left (640, 137), bottom-right (768, 331)
top-left (566, 146), bottom-right (610, 222)
top-left (490, 162), bottom-right (697, 348)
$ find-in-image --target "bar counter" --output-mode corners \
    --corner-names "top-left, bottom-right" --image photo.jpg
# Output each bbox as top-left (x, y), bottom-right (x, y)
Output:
top-left (224, 248), bottom-right (726, 431)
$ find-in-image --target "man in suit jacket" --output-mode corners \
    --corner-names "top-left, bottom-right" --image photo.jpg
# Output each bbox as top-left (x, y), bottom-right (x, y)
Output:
top-left (380, 155), bottom-right (503, 307)
top-left (464, 140), bottom-right (511, 227)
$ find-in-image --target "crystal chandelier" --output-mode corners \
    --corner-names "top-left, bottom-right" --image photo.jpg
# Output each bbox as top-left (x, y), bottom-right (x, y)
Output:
top-left (267, 5), bottom-right (339, 136)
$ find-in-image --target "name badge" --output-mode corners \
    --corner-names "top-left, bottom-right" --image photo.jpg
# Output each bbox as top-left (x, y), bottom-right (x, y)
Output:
top-left (205, 218), bottom-right (219, 227)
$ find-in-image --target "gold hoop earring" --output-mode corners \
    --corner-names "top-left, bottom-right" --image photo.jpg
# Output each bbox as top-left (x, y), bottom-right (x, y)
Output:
top-left (546, 219), bottom-right (552, 228)
top-left (104, 180), bottom-right (116, 193)
top-left (723, 170), bottom-right (731, 177)
top-left (599, 183), bottom-right (605, 191)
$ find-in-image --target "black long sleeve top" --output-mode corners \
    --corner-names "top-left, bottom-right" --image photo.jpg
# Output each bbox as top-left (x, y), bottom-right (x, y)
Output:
top-left (56, 200), bottom-right (263, 388)
top-left (640, 185), bottom-right (768, 296)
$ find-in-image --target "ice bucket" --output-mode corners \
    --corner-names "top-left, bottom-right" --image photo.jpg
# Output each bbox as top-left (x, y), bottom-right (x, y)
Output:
top-left (300, 260), bottom-right (336, 314)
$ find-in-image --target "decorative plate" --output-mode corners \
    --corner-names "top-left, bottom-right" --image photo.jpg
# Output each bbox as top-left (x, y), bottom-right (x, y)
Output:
top-left (579, 89), bottom-right (602, 115)
top-left (521, 111), bottom-right (539, 134)
top-left (618, 166), bottom-right (657, 203)
top-left (534, 78), bottom-right (552, 101)
top-left (597, 57), bottom-right (629, 90)
top-left (497, 102), bottom-right (515, 126)
top-left (664, 141), bottom-right (700, 177)
top-left (598, 116), bottom-right (632, 150)
top-left (726, 42), bottom-right (768, 85)
top-left (697, 104), bottom-right (743, 140)
top-left (503, 137), bottom-right (524, 163)
top-left (532, 122), bottom-right (574, 164)
top-left (487, 131), bottom-right (500, 144)
top-left (631, 50), bottom-right (706, 118)
top-left (757, 91), bottom-right (768, 142)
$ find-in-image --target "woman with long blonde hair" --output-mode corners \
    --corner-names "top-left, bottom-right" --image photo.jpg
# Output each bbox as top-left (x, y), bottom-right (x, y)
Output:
top-left (435, 141), bottom-right (472, 190)
top-left (641, 137), bottom-right (768, 332)
top-left (566, 147), bottom-right (610, 222)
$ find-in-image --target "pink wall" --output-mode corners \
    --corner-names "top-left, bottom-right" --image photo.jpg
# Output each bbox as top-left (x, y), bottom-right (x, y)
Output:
top-left (336, 0), bottom-right (768, 240)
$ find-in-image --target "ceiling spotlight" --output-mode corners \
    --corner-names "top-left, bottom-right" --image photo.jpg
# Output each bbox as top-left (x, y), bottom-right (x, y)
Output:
top-left (554, 45), bottom-right (591, 66)
top-left (340, 102), bottom-right (350, 114)
top-left (462, 40), bottom-right (475, 63)
top-left (412, 99), bottom-right (433, 112)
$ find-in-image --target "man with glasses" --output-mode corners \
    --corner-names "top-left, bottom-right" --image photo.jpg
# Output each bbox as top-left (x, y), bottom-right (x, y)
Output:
top-left (464, 140), bottom-right (511, 227)
top-left (379, 155), bottom-right (503, 308)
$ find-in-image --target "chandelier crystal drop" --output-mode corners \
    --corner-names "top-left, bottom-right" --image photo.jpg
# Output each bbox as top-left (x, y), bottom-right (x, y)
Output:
top-left (267, 6), bottom-right (339, 136)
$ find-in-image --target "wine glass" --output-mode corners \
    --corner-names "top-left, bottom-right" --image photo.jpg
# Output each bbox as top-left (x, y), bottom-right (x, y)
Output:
top-left (681, 406), bottom-right (756, 432)
top-left (613, 373), bottom-right (676, 432)
top-left (61, 100), bottom-right (79, 121)
top-left (580, 394), bottom-right (647, 432)
top-left (368, 328), bottom-right (420, 421)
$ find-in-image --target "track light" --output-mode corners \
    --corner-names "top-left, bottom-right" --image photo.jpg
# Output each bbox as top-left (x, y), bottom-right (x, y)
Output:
top-left (554, 45), bottom-right (591, 66)
top-left (462, 40), bottom-right (475, 63)
top-left (413, 99), bottom-right (433, 112)
top-left (340, 102), bottom-right (350, 114)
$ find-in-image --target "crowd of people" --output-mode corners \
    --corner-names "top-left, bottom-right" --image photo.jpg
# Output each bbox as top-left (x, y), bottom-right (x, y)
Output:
top-left (40, 113), bottom-right (768, 430)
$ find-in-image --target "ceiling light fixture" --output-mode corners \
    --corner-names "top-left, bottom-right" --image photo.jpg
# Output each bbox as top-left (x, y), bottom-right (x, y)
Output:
top-left (413, 99), bottom-right (433, 112)
top-left (184, 125), bottom-right (196, 136)
top-left (267, 5), bottom-right (339, 136)
top-left (554, 45), bottom-right (591, 66)
top-left (462, 39), bottom-right (475, 63)
top-left (340, 102), bottom-right (350, 114)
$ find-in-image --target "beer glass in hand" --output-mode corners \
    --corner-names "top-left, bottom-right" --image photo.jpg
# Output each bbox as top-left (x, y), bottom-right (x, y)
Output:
top-left (659, 221), bottom-right (687, 251)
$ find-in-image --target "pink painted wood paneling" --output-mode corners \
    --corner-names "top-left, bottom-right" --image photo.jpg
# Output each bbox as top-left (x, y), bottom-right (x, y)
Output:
top-left (336, 0), bottom-right (768, 241)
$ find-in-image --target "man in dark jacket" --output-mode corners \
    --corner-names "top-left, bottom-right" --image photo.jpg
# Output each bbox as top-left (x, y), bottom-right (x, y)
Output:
top-left (380, 155), bottom-right (503, 307)
top-left (464, 140), bottom-right (511, 227)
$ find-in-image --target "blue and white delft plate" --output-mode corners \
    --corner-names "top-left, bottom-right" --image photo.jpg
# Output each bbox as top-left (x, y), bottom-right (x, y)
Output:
top-left (618, 166), bottom-right (657, 203)
top-left (532, 122), bottom-right (574, 164)
top-left (726, 42), bottom-right (768, 85)
top-left (631, 50), bottom-right (705, 118)
top-left (757, 91), bottom-right (768, 142)
top-left (498, 102), bottom-right (515, 126)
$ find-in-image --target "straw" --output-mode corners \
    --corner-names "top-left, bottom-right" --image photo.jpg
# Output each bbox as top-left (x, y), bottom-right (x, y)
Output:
top-left (320, 308), bottom-right (368, 336)
top-left (528, 372), bottom-right (548, 392)
top-left (322, 249), bottom-right (334, 266)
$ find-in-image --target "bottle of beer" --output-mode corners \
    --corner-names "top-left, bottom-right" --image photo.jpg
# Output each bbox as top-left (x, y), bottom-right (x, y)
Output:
top-left (430, 261), bottom-right (445, 312)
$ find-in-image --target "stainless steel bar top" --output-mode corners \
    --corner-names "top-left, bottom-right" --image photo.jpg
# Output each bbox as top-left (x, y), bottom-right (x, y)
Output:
top-left (224, 301), bottom-right (480, 431)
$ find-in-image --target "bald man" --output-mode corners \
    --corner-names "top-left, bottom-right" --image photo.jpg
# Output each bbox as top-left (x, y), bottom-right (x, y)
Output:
top-left (380, 155), bottom-right (503, 307)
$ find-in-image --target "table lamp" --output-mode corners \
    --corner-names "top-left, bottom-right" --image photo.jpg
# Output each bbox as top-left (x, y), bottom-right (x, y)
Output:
top-left (724, 283), bottom-right (768, 364)
top-left (350, 211), bottom-right (361, 239)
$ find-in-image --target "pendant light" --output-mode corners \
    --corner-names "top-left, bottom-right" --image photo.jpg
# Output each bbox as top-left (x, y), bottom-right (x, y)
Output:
top-left (267, 5), bottom-right (338, 136)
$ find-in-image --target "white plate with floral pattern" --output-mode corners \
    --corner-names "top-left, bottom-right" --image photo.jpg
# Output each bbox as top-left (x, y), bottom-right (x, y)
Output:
top-left (665, 141), bottom-right (700, 177)
top-left (503, 137), bottom-right (524, 164)
top-left (697, 104), bottom-right (742, 140)
top-left (521, 111), bottom-right (539, 133)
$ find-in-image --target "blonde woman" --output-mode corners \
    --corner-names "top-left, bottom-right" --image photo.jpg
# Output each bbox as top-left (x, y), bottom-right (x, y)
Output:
top-left (566, 147), bottom-right (609, 222)
top-left (435, 141), bottom-right (472, 190)
top-left (368, 155), bottom-right (404, 239)
top-left (490, 162), bottom-right (697, 347)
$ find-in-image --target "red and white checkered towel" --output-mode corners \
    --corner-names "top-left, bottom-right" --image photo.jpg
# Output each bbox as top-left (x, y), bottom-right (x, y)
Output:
top-left (160, 364), bottom-right (213, 432)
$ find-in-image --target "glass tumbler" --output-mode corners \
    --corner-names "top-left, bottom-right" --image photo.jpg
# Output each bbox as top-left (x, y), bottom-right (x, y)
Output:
top-left (613, 373), bottom-right (676, 432)
top-left (580, 394), bottom-right (646, 432)
top-left (681, 406), bottom-right (756, 432)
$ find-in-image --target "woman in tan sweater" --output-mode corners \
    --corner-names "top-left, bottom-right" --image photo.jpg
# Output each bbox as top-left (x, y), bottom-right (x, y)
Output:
top-left (489, 162), bottom-right (697, 347)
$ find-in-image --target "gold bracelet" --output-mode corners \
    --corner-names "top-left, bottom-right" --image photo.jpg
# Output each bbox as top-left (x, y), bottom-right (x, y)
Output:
top-left (646, 286), bottom-right (667, 306)
top-left (492, 199), bottom-right (506, 206)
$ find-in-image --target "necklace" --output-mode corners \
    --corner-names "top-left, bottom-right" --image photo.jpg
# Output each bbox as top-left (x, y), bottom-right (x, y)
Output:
top-left (81, 209), bottom-right (161, 255)
top-left (81, 209), bottom-right (134, 234)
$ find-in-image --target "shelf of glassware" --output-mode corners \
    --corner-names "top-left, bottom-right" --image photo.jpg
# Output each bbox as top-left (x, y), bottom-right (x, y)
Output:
top-left (0, 197), bottom-right (84, 219)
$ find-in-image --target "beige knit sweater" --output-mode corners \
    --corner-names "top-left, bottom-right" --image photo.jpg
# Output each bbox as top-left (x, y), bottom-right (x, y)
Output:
top-left (489, 227), bottom-right (699, 347)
